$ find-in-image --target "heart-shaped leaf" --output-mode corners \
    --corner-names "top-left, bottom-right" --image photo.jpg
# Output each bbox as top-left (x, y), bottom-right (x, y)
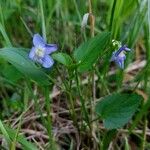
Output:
top-left (95, 93), bottom-right (142, 129)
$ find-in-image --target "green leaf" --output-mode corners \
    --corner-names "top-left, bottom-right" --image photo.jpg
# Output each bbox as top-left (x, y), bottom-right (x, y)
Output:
top-left (95, 93), bottom-right (142, 129)
top-left (52, 52), bottom-right (73, 67)
top-left (127, 1), bottom-right (147, 47)
top-left (0, 47), bottom-right (50, 86)
top-left (73, 32), bottom-right (110, 72)
top-left (0, 120), bottom-right (11, 147)
top-left (124, 136), bottom-right (131, 150)
top-left (0, 23), bottom-right (12, 46)
top-left (2, 65), bottom-right (22, 83)
top-left (5, 126), bottom-right (38, 150)
top-left (129, 97), bottom-right (150, 132)
top-left (101, 130), bottom-right (117, 150)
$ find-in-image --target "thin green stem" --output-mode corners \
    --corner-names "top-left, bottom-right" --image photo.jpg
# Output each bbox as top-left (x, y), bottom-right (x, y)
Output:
top-left (75, 69), bottom-right (90, 129)
top-left (45, 86), bottom-right (55, 150)
top-left (72, 0), bottom-right (82, 23)
top-left (141, 115), bottom-right (147, 150)
top-left (0, 4), bottom-right (5, 28)
top-left (27, 81), bottom-right (55, 149)
top-left (0, 23), bottom-right (12, 46)
top-left (26, 81), bottom-right (46, 129)
top-left (73, 0), bottom-right (87, 41)
top-left (20, 17), bottom-right (33, 37)
top-left (95, 67), bottom-right (110, 94)
top-left (10, 113), bottom-right (23, 150)
top-left (109, 0), bottom-right (116, 31)
top-left (39, 0), bottom-right (46, 41)
top-left (67, 89), bottom-right (79, 128)
top-left (56, 67), bottom-right (78, 128)
top-left (0, 120), bottom-right (11, 147)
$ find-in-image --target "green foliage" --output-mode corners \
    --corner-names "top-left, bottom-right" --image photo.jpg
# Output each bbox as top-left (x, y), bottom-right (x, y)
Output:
top-left (101, 129), bottom-right (117, 150)
top-left (0, 47), bottom-right (50, 85)
top-left (0, 0), bottom-right (149, 149)
top-left (73, 32), bottom-right (110, 72)
top-left (0, 23), bottom-right (12, 46)
top-left (0, 120), bottom-right (38, 150)
top-left (2, 65), bottom-right (22, 83)
top-left (129, 97), bottom-right (150, 132)
top-left (95, 93), bottom-right (143, 129)
top-left (6, 126), bottom-right (38, 150)
top-left (0, 120), bottom-right (11, 147)
top-left (52, 52), bottom-right (73, 67)
top-left (127, 0), bottom-right (147, 47)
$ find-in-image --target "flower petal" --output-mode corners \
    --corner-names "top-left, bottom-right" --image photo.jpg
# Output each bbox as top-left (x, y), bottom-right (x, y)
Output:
top-left (115, 47), bottom-right (124, 57)
top-left (116, 59), bottom-right (124, 69)
top-left (124, 47), bottom-right (131, 52)
top-left (116, 55), bottom-right (126, 69)
top-left (42, 55), bottom-right (54, 68)
top-left (45, 44), bottom-right (58, 54)
top-left (110, 52), bottom-right (116, 61)
top-left (29, 47), bottom-right (36, 60)
top-left (33, 34), bottom-right (45, 47)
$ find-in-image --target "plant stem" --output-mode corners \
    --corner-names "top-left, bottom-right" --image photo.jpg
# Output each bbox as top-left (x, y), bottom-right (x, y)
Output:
top-left (88, 0), bottom-right (95, 37)
top-left (56, 66), bottom-right (78, 128)
top-left (95, 67), bottom-right (110, 94)
top-left (88, 0), bottom-right (95, 105)
top-left (109, 0), bottom-right (116, 31)
top-left (141, 115), bottom-right (147, 150)
top-left (75, 69), bottom-right (90, 129)
top-left (88, 0), bottom-right (98, 140)
top-left (73, 0), bottom-right (87, 41)
top-left (39, 0), bottom-right (46, 41)
top-left (26, 81), bottom-right (48, 144)
top-left (10, 113), bottom-right (23, 150)
top-left (45, 86), bottom-right (55, 150)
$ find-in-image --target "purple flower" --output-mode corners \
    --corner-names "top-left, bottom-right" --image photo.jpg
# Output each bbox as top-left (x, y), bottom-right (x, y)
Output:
top-left (111, 45), bottom-right (131, 69)
top-left (29, 34), bottom-right (58, 68)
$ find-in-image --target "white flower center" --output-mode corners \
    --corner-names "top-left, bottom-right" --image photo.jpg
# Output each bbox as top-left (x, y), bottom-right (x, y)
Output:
top-left (35, 46), bottom-right (45, 58)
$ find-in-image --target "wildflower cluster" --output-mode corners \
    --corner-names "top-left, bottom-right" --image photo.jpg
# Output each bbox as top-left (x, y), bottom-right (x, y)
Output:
top-left (29, 35), bottom-right (131, 70)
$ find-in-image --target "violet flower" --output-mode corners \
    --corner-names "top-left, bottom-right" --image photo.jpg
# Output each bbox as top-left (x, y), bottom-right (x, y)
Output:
top-left (29, 34), bottom-right (58, 68)
top-left (111, 45), bottom-right (131, 69)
